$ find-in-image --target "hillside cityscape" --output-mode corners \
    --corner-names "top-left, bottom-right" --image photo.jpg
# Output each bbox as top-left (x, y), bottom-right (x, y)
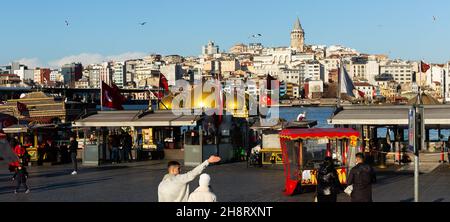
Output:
top-left (1, 18), bottom-right (448, 105)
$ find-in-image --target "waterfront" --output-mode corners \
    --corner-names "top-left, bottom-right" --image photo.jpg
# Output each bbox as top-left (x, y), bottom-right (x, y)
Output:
top-left (114, 105), bottom-right (450, 139)
top-left (279, 106), bottom-right (335, 128)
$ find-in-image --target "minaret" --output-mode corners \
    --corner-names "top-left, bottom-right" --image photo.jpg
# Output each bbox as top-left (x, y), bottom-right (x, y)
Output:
top-left (290, 17), bottom-right (305, 52)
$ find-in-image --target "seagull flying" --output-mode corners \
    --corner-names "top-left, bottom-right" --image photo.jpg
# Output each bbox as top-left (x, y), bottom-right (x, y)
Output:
top-left (139, 22), bottom-right (147, 26)
top-left (433, 16), bottom-right (437, 21)
top-left (65, 20), bottom-right (69, 26)
top-left (249, 33), bottom-right (262, 38)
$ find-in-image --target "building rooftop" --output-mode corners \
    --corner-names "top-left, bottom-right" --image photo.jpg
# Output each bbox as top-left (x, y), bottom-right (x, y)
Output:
top-left (293, 17), bottom-right (303, 31)
top-left (330, 105), bottom-right (450, 126)
top-left (354, 82), bottom-right (373, 87)
top-left (407, 93), bottom-right (441, 105)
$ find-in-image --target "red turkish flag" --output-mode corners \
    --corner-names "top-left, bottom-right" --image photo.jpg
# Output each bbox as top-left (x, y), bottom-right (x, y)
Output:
top-left (358, 90), bottom-right (365, 98)
top-left (102, 82), bottom-right (126, 110)
top-left (159, 74), bottom-right (169, 91)
top-left (111, 83), bottom-right (127, 103)
top-left (152, 91), bottom-right (164, 100)
top-left (261, 95), bottom-right (272, 106)
top-left (421, 61), bottom-right (431, 73)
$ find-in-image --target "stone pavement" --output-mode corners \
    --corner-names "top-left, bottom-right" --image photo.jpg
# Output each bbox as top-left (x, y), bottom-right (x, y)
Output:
top-left (0, 160), bottom-right (449, 202)
top-left (396, 152), bottom-right (443, 173)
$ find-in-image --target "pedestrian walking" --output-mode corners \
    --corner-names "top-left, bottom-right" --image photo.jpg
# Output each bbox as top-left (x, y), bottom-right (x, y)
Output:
top-left (121, 131), bottom-right (133, 162)
top-left (188, 174), bottom-right (217, 202)
top-left (69, 135), bottom-right (79, 175)
top-left (12, 160), bottom-right (30, 194)
top-left (9, 139), bottom-right (28, 173)
top-left (158, 155), bottom-right (221, 202)
top-left (447, 137), bottom-right (450, 164)
top-left (111, 133), bottom-right (120, 164)
top-left (347, 153), bottom-right (377, 202)
top-left (316, 157), bottom-right (341, 202)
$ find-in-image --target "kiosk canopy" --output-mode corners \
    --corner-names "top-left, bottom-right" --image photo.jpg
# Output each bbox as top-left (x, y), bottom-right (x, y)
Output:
top-left (280, 128), bottom-right (360, 141)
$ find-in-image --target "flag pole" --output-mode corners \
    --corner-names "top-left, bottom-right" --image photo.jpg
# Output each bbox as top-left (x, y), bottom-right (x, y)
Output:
top-left (417, 62), bottom-right (421, 99)
top-left (337, 59), bottom-right (342, 108)
top-left (100, 81), bottom-right (104, 111)
top-left (157, 72), bottom-right (161, 111)
top-left (443, 69), bottom-right (446, 104)
top-left (100, 67), bottom-right (104, 111)
top-left (100, 82), bottom-right (103, 111)
top-left (445, 63), bottom-right (449, 104)
top-left (430, 63), bottom-right (433, 88)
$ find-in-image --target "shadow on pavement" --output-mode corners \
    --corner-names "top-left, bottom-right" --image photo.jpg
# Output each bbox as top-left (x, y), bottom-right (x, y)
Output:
top-left (21, 166), bottom-right (130, 179)
top-left (0, 177), bottom-right (112, 195)
top-left (400, 197), bottom-right (414, 202)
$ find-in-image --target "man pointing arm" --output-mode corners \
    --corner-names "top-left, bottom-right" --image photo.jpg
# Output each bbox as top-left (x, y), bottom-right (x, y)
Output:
top-left (158, 155), bottom-right (221, 202)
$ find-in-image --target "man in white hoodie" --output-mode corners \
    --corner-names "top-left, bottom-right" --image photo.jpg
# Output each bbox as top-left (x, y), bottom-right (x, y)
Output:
top-left (158, 155), bottom-right (221, 202)
top-left (188, 173), bottom-right (217, 202)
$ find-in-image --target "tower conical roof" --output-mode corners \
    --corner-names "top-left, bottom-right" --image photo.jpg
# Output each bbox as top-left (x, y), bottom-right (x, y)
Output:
top-left (293, 17), bottom-right (303, 31)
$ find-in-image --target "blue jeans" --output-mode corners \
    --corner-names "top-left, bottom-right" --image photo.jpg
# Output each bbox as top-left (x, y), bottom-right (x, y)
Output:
top-left (112, 147), bottom-right (119, 162)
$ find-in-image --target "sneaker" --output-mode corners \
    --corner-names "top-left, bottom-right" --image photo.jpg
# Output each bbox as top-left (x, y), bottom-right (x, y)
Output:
top-left (14, 190), bottom-right (17, 194)
top-left (71, 171), bottom-right (77, 175)
top-left (25, 189), bottom-right (30, 194)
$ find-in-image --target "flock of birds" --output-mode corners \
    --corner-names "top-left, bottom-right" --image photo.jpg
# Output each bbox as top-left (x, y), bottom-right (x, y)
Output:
top-left (63, 19), bottom-right (264, 39)
top-left (62, 15), bottom-right (439, 41)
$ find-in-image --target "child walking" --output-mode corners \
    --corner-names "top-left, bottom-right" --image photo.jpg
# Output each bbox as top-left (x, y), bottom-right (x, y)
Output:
top-left (12, 161), bottom-right (30, 194)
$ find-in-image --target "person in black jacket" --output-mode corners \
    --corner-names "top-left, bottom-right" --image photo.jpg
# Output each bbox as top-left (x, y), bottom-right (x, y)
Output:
top-left (13, 161), bottom-right (30, 194)
top-left (316, 157), bottom-right (341, 202)
top-left (348, 153), bottom-right (377, 202)
top-left (121, 132), bottom-right (133, 162)
top-left (69, 135), bottom-right (79, 175)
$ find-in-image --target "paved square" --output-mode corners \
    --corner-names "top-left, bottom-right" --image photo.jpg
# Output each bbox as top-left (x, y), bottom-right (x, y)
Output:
top-left (1, 161), bottom-right (449, 202)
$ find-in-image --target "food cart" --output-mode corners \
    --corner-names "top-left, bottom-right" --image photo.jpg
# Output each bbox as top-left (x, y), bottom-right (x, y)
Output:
top-left (250, 120), bottom-right (317, 166)
top-left (279, 128), bottom-right (361, 196)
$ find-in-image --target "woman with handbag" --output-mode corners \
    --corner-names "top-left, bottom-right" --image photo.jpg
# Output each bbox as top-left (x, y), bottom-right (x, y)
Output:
top-left (316, 157), bottom-right (341, 202)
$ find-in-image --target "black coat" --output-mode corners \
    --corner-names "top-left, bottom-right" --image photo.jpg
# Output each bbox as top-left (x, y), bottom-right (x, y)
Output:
top-left (121, 134), bottom-right (132, 149)
top-left (348, 163), bottom-right (377, 202)
top-left (69, 140), bottom-right (78, 153)
top-left (317, 163), bottom-right (341, 196)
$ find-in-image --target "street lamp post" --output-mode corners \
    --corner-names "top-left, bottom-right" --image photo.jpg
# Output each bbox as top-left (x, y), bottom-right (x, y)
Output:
top-left (409, 92), bottom-right (424, 203)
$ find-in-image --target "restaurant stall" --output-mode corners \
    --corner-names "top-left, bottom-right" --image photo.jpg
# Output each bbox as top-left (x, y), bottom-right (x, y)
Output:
top-left (279, 128), bottom-right (361, 196)
top-left (2, 123), bottom-right (72, 165)
top-left (73, 110), bottom-right (199, 166)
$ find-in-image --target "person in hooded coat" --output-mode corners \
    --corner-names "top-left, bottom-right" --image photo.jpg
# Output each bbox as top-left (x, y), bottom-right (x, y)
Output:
top-left (316, 157), bottom-right (341, 202)
top-left (188, 173), bottom-right (217, 202)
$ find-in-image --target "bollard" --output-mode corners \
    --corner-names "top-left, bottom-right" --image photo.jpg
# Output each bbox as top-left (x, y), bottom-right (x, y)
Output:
top-left (448, 149), bottom-right (450, 164)
top-left (439, 147), bottom-right (447, 163)
top-left (326, 143), bottom-right (331, 157)
top-left (397, 147), bottom-right (402, 165)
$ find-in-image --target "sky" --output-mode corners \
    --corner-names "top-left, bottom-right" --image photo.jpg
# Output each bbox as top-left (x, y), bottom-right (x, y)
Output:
top-left (1, 0), bottom-right (449, 68)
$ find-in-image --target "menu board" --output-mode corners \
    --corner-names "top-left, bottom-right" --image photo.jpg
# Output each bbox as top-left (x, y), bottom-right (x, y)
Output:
top-left (142, 128), bottom-right (156, 149)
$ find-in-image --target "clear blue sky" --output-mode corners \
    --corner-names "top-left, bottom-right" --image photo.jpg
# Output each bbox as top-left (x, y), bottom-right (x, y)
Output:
top-left (1, 0), bottom-right (449, 67)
